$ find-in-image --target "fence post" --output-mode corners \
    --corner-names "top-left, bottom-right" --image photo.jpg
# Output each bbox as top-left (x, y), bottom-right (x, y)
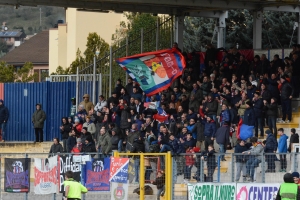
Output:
top-left (141, 28), bottom-right (143, 53)
top-left (217, 155), bottom-right (221, 182)
top-left (76, 67), bottom-right (79, 113)
top-left (99, 73), bottom-right (102, 96)
top-left (92, 55), bottom-right (96, 105)
top-left (166, 151), bottom-right (172, 200)
top-left (200, 158), bottom-right (204, 182)
top-left (139, 154), bottom-right (145, 200)
top-left (156, 18), bottom-right (159, 51)
top-left (231, 153), bottom-right (234, 182)
top-left (109, 46), bottom-right (112, 96)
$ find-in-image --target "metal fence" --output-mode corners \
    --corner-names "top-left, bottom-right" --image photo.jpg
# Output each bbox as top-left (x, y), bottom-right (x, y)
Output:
top-left (1, 151), bottom-right (298, 200)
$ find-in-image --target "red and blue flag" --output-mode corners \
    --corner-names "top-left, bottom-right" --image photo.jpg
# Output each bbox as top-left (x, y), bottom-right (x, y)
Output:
top-left (116, 48), bottom-right (186, 96)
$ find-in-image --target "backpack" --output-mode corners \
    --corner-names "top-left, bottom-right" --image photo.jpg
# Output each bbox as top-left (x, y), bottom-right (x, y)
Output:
top-left (149, 143), bottom-right (160, 153)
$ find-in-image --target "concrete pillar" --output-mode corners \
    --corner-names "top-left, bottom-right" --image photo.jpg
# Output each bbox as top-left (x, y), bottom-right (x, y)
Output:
top-left (175, 16), bottom-right (184, 51)
top-left (217, 12), bottom-right (227, 48)
top-left (253, 11), bottom-right (262, 49)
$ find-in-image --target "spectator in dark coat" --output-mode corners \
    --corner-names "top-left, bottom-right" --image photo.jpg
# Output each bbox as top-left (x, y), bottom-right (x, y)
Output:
top-left (252, 92), bottom-right (264, 138)
top-left (220, 104), bottom-right (230, 126)
top-left (117, 99), bottom-right (131, 133)
top-left (132, 135), bottom-right (145, 183)
top-left (264, 129), bottom-right (278, 173)
top-left (205, 94), bottom-right (218, 120)
top-left (82, 137), bottom-right (97, 157)
top-left (243, 101), bottom-right (255, 126)
top-left (288, 128), bottom-right (299, 153)
top-left (260, 83), bottom-right (272, 103)
top-left (60, 117), bottom-right (72, 152)
top-left (265, 98), bottom-right (278, 137)
top-left (67, 129), bottom-right (77, 153)
top-left (280, 75), bottom-right (294, 123)
top-left (125, 77), bottom-right (133, 95)
top-left (180, 95), bottom-right (190, 113)
top-left (215, 122), bottom-right (230, 161)
top-left (0, 99), bottom-right (9, 142)
top-left (203, 116), bottom-right (217, 151)
top-left (201, 145), bottom-right (216, 182)
top-left (111, 128), bottom-right (120, 151)
top-left (267, 74), bottom-right (280, 100)
top-left (49, 137), bottom-right (64, 155)
top-left (246, 82), bottom-right (257, 101)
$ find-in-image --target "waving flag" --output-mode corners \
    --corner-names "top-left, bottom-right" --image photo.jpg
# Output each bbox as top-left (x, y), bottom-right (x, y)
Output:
top-left (116, 48), bottom-right (186, 96)
top-left (153, 107), bottom-right (169, 122)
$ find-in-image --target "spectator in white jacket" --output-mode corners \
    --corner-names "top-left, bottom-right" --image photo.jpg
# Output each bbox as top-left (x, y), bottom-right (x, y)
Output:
top-left (94, 95), bottom-right (107, 112)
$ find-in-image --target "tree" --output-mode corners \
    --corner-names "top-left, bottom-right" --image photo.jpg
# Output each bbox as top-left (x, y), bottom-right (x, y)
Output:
top-left (84, 32), bottom-right (109, 64)
top-left (0, 40), bottom-right (8, 54)
top-left (0, 62), bottom-right (14, 82)
top-left (14, 62), bottom-right (38, 82)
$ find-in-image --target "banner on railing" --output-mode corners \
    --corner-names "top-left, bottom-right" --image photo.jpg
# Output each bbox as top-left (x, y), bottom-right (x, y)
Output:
top-left (109, 157), bottom-right (129, 183)
top-left (4, 158), bottom-right (30, 193)
top-left (188, 183), bottom-right (236, 200)
top-left (34, 156), bottom-right (58, 194)
top-left (111, 182), bottom-right (129, 200)
top-left (188, 183), bottom-right (281, 200)
top-left (236, 183), bottom-right (280, 200)
top-left (85, 158), bottom-right (110, 191)
top-left (59, 155), bottom-right (81, 193)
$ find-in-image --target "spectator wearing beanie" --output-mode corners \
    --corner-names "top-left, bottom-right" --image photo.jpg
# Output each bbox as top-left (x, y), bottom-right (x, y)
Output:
top-left (292, 172), bottom-right (300, 185)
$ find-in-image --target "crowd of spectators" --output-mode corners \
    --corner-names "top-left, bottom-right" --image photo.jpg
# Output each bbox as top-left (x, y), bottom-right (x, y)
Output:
top-left (54, 44), bottom-right (300, 183)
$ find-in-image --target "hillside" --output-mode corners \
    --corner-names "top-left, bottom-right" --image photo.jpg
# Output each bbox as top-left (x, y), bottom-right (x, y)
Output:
top-left (0, 5), bottom-right (65, 34)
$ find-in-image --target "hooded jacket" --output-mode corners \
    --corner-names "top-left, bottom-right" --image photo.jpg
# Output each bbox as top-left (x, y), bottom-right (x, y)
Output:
top-left (32, 104), bottom-right (46, 128)
top-left (203, 120), bottom-right (216, 137)
top-left (97, 132), bottom-right (112, 154)
top-left (0, 100), bottom-right (9, 123)
top-left (49, 142), bottom-right (63, 154)
top-left (278, 134), bottom-right (288, 153)
top-left (264, 133), bottom-right (278, 153)
top-left (243, 107), bottom-right (255, 126)
top-left (289, 133), bottom-right (299, 152)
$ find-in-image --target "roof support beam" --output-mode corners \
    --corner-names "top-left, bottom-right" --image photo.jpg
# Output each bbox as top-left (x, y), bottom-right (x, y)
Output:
top-left (264, 5), bottom-right (300, 13)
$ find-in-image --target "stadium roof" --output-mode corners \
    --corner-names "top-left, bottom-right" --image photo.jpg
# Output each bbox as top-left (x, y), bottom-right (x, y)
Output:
top-left (0, 0), bottom-right (300, 15)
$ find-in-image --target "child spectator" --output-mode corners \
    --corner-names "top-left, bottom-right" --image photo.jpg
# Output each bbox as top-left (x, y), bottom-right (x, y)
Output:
top-left (278, 128), bottom-right (288, 172)
top-left (288, 128), bottom-right (299, 152)
top-left (201, 144), bottom-right (216, 182)
top-left (235, 139), bottom-right (249, 182)
top-left (151, 170), bottom-right (165, 200)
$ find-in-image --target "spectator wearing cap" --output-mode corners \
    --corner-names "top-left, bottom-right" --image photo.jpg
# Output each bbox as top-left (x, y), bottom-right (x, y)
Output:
top-left (289, 128), bottom-right (299, 152)
top-left (252, 91), bottom-right (264, 138)
top-left (215, 121), bottom-right (230, 161)
top-left (80, 94), bottom-right (94, 112)
top-left (235, 139), bottom-right (249, 182)
top-left (264, 129), bottom-right (278, 173)
top-left (242, 101), bottom-right (255, 127)
top-left (264, 97), bottom-right (278, 137)
top-left (278, 128), bottom-right (288, 172)
top-left (131, 87), bottom-right (143, 102)
top-left (276, 173), bottom-right (300, 200)
top-left (279, 74), bottom-right (294, 123)
top-left (94, 95), bottom-right (107, 113)
top-left (292, 172), bottom-right (300, 185)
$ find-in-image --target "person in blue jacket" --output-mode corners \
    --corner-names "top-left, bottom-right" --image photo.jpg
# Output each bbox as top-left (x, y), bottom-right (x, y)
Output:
top-left (278, 128), bottom-right (288, 172)
top-left (202, 116), bottom-right (217, 151)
